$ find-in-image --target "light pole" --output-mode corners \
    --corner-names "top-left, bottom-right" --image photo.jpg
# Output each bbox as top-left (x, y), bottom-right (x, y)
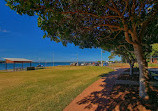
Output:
top-left (77, 53), bottom-right (78, 66)
top-left (53, 53), bottom-right (54, 67)
top-left (101, 49), bottom-right (103, 67)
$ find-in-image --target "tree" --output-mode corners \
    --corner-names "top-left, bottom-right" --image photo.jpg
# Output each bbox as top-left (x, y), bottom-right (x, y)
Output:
top-left (103, 34), bottom-right (137, 76)
top-left (6, 0), bottom-right (158, 99)
top-left (108, 45), bottom-right (136, 76)
top-left (151, 43), bottom-right (158, 57)
top-left (148, 43), bottom-right (158, 63)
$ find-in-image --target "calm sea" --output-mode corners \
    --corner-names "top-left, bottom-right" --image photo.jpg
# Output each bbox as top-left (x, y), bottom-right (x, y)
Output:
top-left (0, 62), bottom-right (71, 70)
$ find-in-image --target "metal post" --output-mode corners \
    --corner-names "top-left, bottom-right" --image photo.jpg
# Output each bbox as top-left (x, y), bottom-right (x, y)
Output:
top-left (150, 55), bottom-right (152, 63)
top-left (13, 63), bottom-right (15, 71)
top-left (101, 49), bottom-right (103, 67)
top-left (30, 62), bottom-right (32, 67)
top-left (77, 54), bottom-right (78, 66)
top-left (53, 53), bottom-right (54, 67)
top-left (45, 61), bottom-right (46, 67)
top-left (5, 62), bottom-right (7, 71)
top-left (22, 62), bottom-right (23, 70)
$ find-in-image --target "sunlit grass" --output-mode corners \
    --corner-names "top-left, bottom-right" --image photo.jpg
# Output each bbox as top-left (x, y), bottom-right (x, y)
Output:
top-left (109, 63), bottom-right (158, 68)
top-left (109, 63), bottom-right (129, 67)
top-left (0, 66), bottom-right (113, 111)
top-left (148, 63), bottom-right (158, 67)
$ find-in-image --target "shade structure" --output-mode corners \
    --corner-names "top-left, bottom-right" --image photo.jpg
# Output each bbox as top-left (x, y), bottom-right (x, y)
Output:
top-left (4, 58), bottom-right (32, 63)
top-left (4, 58), bottom-right (32, 71)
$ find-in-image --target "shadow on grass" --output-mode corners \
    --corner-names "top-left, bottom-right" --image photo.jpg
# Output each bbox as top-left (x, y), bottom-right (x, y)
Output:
top-left (77, 68), bottom-right (158, 111)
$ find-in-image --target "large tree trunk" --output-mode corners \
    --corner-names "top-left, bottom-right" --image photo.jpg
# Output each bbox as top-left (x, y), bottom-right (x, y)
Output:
top-left (133, 44), bottom-right (149, 99)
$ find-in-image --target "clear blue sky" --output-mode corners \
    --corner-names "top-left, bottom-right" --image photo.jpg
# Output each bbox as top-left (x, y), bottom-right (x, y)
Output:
top-left (0, 1), bottom-right (121, 62)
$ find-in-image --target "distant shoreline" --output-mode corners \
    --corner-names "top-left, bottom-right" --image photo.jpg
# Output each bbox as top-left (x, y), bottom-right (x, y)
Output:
top-left (0, 62), bottom-right (71, 70)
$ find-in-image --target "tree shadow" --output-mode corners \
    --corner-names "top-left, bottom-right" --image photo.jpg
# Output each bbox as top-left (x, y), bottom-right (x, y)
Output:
top-left (77, 68), bottom-right (158, 111)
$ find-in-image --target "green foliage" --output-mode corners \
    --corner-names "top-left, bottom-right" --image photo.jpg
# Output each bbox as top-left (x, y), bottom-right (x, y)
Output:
top-left (121, 56), bottom-right (127, 63)
top-left (151, 43), bottom-right (158, 56)
top-left (5, 0), bottom-right (157, 48)
top-left (5, 0), bottom-right (158, 71)
top-left (108, 52), bottom-right (116, 60)
top-left (152, 44), bottom-right (158, 51)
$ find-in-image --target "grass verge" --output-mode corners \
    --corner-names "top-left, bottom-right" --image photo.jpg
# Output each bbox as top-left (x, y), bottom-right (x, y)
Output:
top-left (0, 66), bottom-right (113, 111)
top-left (109, 63), bottom-right (158, 68)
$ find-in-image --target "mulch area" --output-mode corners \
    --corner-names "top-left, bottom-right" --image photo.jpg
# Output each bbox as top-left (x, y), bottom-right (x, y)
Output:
top-left (117, 74), bottom-right (139, 81)
top-left (110, 84), bottom-right (158, 111)
top-left (64, 68), bottom-right (158, 111)
top-left (124, 68), bottom-right (139, 72)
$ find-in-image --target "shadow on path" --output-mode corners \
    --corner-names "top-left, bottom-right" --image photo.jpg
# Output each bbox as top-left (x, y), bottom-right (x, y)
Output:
top-left (77, 68), bottom-right (158, 111)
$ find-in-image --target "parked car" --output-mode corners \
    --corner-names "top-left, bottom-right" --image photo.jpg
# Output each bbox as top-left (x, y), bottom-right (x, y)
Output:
top-left (94, 63), bottom-right (99, 66)
top-left (81, 63), bottom-right (86, 66)
top-left (37, 64), bottom-right (44, 67)
top-left (88, 63), bottom-right (92, 65)
top-left (70, 62), bottom-right (77, 66)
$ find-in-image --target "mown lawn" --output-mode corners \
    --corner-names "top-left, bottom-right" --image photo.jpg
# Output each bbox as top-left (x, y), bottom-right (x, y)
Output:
top-left (0, 66), bottom-right (113, 111)
top-left (148, 63), bottom-right (158, 67)
top-left (109, 63), bottom-right (158, 68)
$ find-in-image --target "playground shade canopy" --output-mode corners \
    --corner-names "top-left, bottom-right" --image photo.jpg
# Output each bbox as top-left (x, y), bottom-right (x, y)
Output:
top-left (4, 58), bottom-right (32, 63)
top-left (3, 58), bottom-right (32, 71)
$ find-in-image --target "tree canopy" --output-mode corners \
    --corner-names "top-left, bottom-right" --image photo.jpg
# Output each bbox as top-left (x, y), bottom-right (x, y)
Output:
top-left (6, 0), bottom-right (158, 48)
top-left (5, 0), bottom-right (158, 99)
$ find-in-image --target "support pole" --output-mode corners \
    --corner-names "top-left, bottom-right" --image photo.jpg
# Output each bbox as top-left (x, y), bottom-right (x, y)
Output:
top-left (77, 54), bottom-right (78, 66)
top-left (45, 61), bottom-right (46, 67)
top-left (30, 62), bottom-right (32, 67)
top-left (101, 49), bottom-right (103, 67)
top-left (13, 63), bottom-right (15, 71)
top-left (5, 62), bottom-right (7, 71)
top-left (53, 53), bottom-right (54, 67)
top-left (150, 55), bottom-right (152, 63)
top-left (22, 62), bottom-right (23, 70)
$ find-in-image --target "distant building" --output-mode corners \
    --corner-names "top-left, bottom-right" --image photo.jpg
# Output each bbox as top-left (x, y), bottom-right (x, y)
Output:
top-left (150, 56), bottom-right (158, 63)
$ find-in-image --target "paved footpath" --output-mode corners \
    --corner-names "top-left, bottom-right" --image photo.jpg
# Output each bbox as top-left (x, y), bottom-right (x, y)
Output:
top-left (64, 68), bottom-right (125, 111)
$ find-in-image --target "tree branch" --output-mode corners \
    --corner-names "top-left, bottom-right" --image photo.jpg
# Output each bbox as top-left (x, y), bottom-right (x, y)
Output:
top-left (61, 11), bottom-right (120, 19)
top-left (138, 3), bottom-right (145, 17)
top-left (99, 30), bottom-right (121, 41)
top-left (131, 0), bottom-right (136, 16)
top-left (118, 45), bottom-right (134, 53)
top-left (105, 4), bottom-right (120, 15)
top-left (32, 5), bottom-right (121, 20)
top-left (122, 0), bottom-right (128, 16)
top-left (113, 31), bottom-right (121, 39)
top-left (139, 11), bottom-right (157, 41)
top-left (110, 0), bottom-right (122, 16)
top-left (125, 31), bottom-right (137, 45)
top-left (83, 23), bottom-right (124, 31)
top-left (130, 0), bottom-right (136, 23)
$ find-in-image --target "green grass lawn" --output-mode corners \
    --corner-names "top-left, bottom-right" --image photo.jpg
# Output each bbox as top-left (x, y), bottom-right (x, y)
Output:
top-left (109, 63), bottom-right (158, 68)
top-left (148, 63), bottom-right (158, 67)
top-left (0, 66), bottom-right (113, 111)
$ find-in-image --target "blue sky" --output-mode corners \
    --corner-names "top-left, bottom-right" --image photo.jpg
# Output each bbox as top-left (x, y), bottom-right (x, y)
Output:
top-left (0, 1), bottom-right (121, 62)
